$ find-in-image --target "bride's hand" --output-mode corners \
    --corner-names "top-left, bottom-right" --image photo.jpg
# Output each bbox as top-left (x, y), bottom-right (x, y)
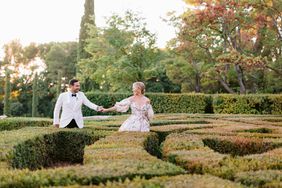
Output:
top-left (101, 108), bottom-right (107, 113)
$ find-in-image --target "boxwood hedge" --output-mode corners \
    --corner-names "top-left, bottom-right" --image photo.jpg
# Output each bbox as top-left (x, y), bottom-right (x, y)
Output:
top-left (83, 93), bottom-right (282, 115)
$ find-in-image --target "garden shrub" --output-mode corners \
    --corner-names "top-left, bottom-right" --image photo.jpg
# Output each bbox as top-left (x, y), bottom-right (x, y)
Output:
top-left (0, 118), bottom-right (52, 131)
top-left (11, 131), bottom-right (102, 170)
top-left (212, 94), bottom-right (280, 114)
top-left (202, 137), bottom-right (277, 156)
top-left (83, 93), bottom-right (282, 115)
top-left (234, 170), bottom-right (282, 187)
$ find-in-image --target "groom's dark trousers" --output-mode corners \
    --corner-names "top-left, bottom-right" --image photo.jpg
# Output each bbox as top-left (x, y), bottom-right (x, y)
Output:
top-left (66, 119), bottom-right (79, 128)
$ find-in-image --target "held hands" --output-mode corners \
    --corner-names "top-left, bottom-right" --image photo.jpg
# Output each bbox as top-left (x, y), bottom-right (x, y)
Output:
top-left (97, 106), bottom-right (109, 113)
top-left (100, 108), bottom-right (108, 113)
top-left (97, 106), bottom-right (112, 113)
top-left (97, 106), bottom-right (104, 112)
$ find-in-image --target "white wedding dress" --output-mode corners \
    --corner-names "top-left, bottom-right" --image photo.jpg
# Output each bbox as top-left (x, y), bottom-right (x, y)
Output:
top-left (114, 97), bottom-right (154, 132)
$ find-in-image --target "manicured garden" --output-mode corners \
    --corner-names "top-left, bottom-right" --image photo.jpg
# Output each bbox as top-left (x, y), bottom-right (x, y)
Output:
top-left (0, 114), bottom-right (281, 187)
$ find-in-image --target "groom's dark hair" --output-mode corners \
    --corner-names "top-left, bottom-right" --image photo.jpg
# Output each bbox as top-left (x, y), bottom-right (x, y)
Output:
top-left (69, 79), bottom-right (79, 86)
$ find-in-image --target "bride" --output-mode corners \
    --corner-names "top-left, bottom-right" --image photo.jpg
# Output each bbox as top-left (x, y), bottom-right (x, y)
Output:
top-left (102, 82), bottom-right (154, 132)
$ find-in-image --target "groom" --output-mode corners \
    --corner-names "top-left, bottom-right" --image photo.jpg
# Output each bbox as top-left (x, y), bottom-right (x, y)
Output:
top-left (53, 79), bottom-right (103, 128)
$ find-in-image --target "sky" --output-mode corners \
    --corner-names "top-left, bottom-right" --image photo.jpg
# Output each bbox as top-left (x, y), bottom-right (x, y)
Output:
top-left (0, 0), bottom-right (187, 55)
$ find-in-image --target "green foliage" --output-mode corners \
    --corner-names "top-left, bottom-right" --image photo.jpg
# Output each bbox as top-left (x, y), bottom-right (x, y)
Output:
top-left (0, 118), bottom-right (52, 131)
top-left (202, 137), bottom-right (277, 156)
top-left (160, 114), bottom-right (282, 182)
top-left (147, 93), bottom-right (210, 114)
top-left (32, 73), bottom-right (39, 117)
top-left (3, 69), bottom-right (11, 116)
top-left (212, 94), bottom-right (281, 114)
top-left (96, 174), bottom-right (243, 188)
top-left (45, 42), bottom-right (78, 92)
top-left (0, 114), bottom-right (281, 187)
top-left (78, 11), bottom-right (165, 92)
top-left (82, 92), bottom-right (210, 116)
top-left (11, 131), bottom-right (97, 170)
top-left (78, 0), bottom-right (95, 61)
top-left (234, 170), bottom-right (282, 187)
top-left (10, 102), bottom-right (24, 116)
top-left (240, 127), bottom-right (273, 133)
top-left (168, 0), bottom-right (282, 94)
top-left (83, 93), bottom-right (282, 116)
top-left (268, 95), bottom-right (282, 115)
top-left (0, 130), bottom-right (183, 187)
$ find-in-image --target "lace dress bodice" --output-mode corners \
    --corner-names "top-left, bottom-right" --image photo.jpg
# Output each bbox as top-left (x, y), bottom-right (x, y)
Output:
top-left (114, 97), bottom-right (154, 132)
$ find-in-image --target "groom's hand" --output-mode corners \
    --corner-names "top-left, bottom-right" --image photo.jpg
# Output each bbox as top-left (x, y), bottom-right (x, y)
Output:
top-left (97, 106), bottom-right (104, 112)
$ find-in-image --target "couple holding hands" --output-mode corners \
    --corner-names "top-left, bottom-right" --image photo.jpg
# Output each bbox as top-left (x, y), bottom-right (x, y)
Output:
top-left (53, 79), bottom-right (154, 132)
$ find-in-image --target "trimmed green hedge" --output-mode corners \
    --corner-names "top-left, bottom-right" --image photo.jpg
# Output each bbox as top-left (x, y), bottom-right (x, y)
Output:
top-left (74, 174), bottom-right (243, 188)
top-left (83, 93), bottom-right (282, 115)
top-left (162, 130), bottom-right (282, 177)
top-left (234, 170), bottom-right (282, 187)
top-left (83, 93), bottom-right (210, 115)
top-left (213, 94), bottom-right (282, 114)
top-left (0, 118), bottom-right (52, 131)
top-left (202, 137), bottom-right (278, 156)
top-left (0, 132), bottom-right (184, 187)
top-left (11, 131), bottom-right (98, 170)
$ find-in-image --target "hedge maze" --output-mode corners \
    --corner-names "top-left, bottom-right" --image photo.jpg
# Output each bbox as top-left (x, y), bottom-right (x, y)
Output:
top-left (0, 114), bottom-right (281, 187)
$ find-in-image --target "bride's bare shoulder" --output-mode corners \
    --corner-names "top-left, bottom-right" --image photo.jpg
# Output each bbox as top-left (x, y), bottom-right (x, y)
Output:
top-left (128, 96), bottom-right (134, 101)
top-left (144, 96), bottom-right (151, 104)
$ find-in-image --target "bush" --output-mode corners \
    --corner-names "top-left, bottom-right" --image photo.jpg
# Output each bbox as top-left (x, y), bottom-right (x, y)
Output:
top-left (0, 118), bottom-right (52, 131)
top-left (83, 93), bottom-right (282, 116)
top-left (10, 102), bottom-right (25, 116)
top-left (212, 94), bottom-right (280, 114)
top-left (269, 95), bottom-right (282, 115)
top-left (146, 93), bottom-right (210, 114)
top-left (202, 137), bottom-right (277, 156)
top-left (161, 129), bottom-right (282, 179)
top-left (234, 170), bottom-right (282, 187)
top-left (240, 128), bottom-right (273, 133)
top-left (11, 131), bottom-right (97, 170)
top-left (83, 92), bottom-right (210, 116)
top-left (0, 132), bottom-right (184, 187)
top-left (94, 174), bottom-right (243, 188)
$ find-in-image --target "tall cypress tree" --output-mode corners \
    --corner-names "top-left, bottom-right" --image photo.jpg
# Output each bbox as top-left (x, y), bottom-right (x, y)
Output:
top-left (32, 73), bottom-right (39, 117)
top-left (78, 0), bottom-right (95, 61)
top-left (4, 68), bottom-right (11, 116)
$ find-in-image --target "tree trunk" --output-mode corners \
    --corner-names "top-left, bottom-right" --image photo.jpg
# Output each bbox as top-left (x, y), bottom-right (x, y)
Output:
top-left (217, 74), bottom-right (235, 94)
top-left (4, 68), bottom-right (11, 116)
top-left (32, 73), bottom-right (38, 117)
top-left (195, 72), bottom-right (201, 92)
top-left (235, 64), bottom-right (246, 94)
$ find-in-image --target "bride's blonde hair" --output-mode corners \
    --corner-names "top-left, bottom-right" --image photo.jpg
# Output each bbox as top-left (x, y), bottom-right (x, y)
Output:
top-left (133, 82), bottom-right (145, 94)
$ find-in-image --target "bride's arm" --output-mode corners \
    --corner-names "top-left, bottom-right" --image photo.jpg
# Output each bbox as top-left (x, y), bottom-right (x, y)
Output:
top-left (103, 97), bottom-right (131, 113)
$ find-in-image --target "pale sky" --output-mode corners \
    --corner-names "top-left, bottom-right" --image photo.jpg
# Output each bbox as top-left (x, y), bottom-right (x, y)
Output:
top-left (0, 0), bottom-right (186, 55)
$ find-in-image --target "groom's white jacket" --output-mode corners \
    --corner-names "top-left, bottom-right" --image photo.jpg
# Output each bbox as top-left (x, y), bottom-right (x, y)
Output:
top-left (53, 91), bottom-right (99, 128)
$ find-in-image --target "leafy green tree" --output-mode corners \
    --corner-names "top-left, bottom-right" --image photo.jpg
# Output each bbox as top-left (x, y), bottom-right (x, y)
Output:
top-left (172, 0), bottom-right (282, 94)
top-left (78, 0), bottom-right (95, 61)
top-left (45, 42), bottom-right (77, 95)
top-left (78, 11), bottom-right (164, 92)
